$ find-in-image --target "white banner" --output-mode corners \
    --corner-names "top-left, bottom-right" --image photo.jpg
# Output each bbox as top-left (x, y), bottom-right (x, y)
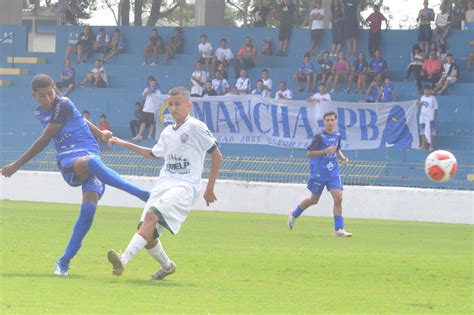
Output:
top-left (156, 95), bottom-right (419, 150)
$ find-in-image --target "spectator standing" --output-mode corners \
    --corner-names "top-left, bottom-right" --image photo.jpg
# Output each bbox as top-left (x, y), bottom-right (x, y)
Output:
top-left (129, 102), bottom-right (149, 138)
top-left (366, 5), bottom-right (388, 57)
top-left (98, 114), bottom-right (111, 131)
top-left (212, 39), bottom-right (234, 76)
top-left (143, 29), bottom-right (165, 65)
top-left (234, 37), bottom-right (257, 78)
top-left (65, 25), bottom-right (95, 64)
top-left (202, 81), bottom-right (218, 97)
top-left (380, 78), bottom-right (395, 102)
top-left (328, 51), bottom-right (349, 93)
top-left (341, 0), bottom-right (360, 58)
top-left (308, 0), bottom-right (325, 56)
top-left (451, 0), bottom-right (467, 29)
top-left (93, 27), bottom-right (110, 60)
top-left (465, 1), bottom-right (474, 30)
top-left (252, 79), bottom-right (271, 97)
top-left (417, 0), bottom-right (435, 54)
top-left (433, 5), bottom-right (451, 46)
top-left (367, 49), bottom-right (388, 83)
top-left (252, 3), bottom-right (272, 27)
top-left (235, 69), bottom-right (251, 95)
top-left (277, 0), bottom-right (295, 56)
top-left (261, 37), bottom-right (273, 56)
top-left (166, 27), bottom-right (184, 64)
top-left (79, 59), bottom-right (108, 88)
top-left (467, 39), bottom-right (474, 70)
top-left (104, 29), bottom-right (126, 62)
top-left (262, 69), bottom-right (273, 96)
top-left (190, 62), bottom-right (207, 97)
top-left (293, 54), bottom-right (315, 92)
top-left (417, 50), bottom-right (442, 92)
top-left (212, 70), bottom-right (230, 96)
top-left (417, 85), bottom-right (438, 151)
top-left (406, 44), bottom-right (425, 81)
top-left (330, 0), bottom-right (345, 57)
top-left (57, 0), bottom-right (70, 25)
top-left (198, 34), bottom-right (213, 75)
top-left (434, 53), bottom-right (459, 95)
top-left (275, 81), bottom-right (293, 100)
top-left (346, 52), bottom-right (368, 93)
top-left (54, 59), bottom-right (76, 97)
top-left (307, 83), bottom-right (332, 102)
top-left (133, 77), bottom-right (161, 141)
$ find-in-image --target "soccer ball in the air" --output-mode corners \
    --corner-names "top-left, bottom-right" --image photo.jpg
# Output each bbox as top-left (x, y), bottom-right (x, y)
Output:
top-left (424, 150), bottom-right (458, 182)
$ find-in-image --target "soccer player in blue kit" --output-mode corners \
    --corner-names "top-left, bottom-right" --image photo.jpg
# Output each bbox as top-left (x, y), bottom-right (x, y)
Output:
top-left (1, 74), bottom-right (150, 275)
top-left (287, 111), bottom-right (352, 237)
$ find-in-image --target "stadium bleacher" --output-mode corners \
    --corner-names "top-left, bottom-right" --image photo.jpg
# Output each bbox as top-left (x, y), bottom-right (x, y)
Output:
top-left (0, 25), bottom-right (473, 190)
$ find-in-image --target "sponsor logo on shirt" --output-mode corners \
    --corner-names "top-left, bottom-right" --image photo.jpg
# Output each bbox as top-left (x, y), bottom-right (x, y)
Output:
top-left (166, 154), bottom-right (191, 174)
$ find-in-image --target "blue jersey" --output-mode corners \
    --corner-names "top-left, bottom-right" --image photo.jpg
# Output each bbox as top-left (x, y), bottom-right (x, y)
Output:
top-left (381, 83), bottom-right (394, 102)
top-left (35, 96), bottom-right (100, 159)
top-left (307, 130), bottom-right (342, 180)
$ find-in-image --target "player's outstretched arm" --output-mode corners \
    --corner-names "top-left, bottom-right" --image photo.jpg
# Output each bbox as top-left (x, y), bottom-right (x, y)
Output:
top-left (108, 136), bottom-right (158, 160)
top-left (203, 146), bottom-right (222, 206)
top-left (1, 123), bottom-right (62, 177)
top-left (85, 119), bottom-right (112, 143)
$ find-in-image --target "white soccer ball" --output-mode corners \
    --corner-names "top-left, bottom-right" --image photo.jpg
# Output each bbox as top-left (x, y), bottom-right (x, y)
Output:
top-left (424, 150), bottom-right (458, 182)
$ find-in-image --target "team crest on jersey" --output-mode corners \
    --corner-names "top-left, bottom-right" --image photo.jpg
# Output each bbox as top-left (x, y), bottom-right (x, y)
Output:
top-left (326, 161), bottom-right (334, 171)
top-left (180, 133), bottom-right (189, 143)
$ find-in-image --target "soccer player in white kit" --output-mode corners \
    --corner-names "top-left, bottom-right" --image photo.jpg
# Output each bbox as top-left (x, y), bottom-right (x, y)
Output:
top-left (107, 87), bottom-right (222, 280)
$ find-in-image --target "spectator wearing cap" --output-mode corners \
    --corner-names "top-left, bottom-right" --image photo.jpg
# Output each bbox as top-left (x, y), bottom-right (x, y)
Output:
top-left (417, 50), bottom-right (442, 93)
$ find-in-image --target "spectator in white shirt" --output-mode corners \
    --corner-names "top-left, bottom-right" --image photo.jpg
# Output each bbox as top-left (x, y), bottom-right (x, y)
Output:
top-left (190, 62), bottom-right (207, 97)
top-left (308, 0), bottom-right (325, 56)
top-left (212, 69), bottom-right (230, 95)
top-left (275, 81), bottom-right (293, 100)
top-left (417, 84), bottom-right (438, 151)
top-left (212, 38), bottom-right (234, 75)
top-left (261, 69), bottom-right (273, 96)
top-left (235, 69), bottom-right (251, 94)
top-left (198, 34), bottom-right (213, 75)
top-left (307, 82), bottom-right (332, 102)
top-left (252, 79), bottom-right (271, 97)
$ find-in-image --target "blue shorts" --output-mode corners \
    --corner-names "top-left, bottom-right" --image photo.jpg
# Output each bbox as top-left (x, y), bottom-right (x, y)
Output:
top-left (307, 177), bottom-right (343, 196)
top-left (57, 151), bottom-right (105, 198)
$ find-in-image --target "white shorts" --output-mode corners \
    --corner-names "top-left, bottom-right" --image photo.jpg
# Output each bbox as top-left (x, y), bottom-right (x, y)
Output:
top-left (446, 76), bottom-right (457, 85)
top-left (141, 178), bottom-right (196, 235)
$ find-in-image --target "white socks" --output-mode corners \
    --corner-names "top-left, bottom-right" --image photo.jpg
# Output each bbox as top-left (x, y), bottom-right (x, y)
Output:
top-left (147, 239), bottom-right (172, 270)
top-left (121, 233), bottom-right (147, 267)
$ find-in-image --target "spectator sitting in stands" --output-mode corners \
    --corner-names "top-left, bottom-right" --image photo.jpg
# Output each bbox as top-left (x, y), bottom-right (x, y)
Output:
top-left (190, 62), bottom-right (207, 97)
top-left (166, 27), bottom-right (184, 64)
top-left (451, 0), bottom-right (467, 30)
top-left (202, 81), bottom-right (218, 97)
top-left (275, 81), bottom-right (293, 100)
top-left (467, 39), bottom-right (474, 70)
top-left (212, 38), bottom-right (233, 76)
top-left (217, 63), bottom-right (229, 80)
top-left (234, 36), bottom-right (257, 78)
top-left (82, 110), bottom-right (91, 121)
top-left (417, 50), bottom-right (442, 93)
top-left (381, 77), bottom-right (395, 102)
top-left (307, 82), bottom-right (332, 102)
top-left (79, 59), bottom-right (108, 88)
top-left (212, 70), bottom-right (230, 95)
top-left (465, 1), bottom-right (474, 30)
top-left (129, 102), bottom-right (149, 138)
top-left (364, 76), bottom-right (382, 103)
top-left (438, 43), bottom-right (448, 63)
top-left (54, 59), bottom-right (76, 97)
top-left (366, 5), bottom-right (388, 58)
top-left (315, 51), bottom-right (333, 86)
top-left (104, 29), bottom-right (126, 63)
top-left (293, 54), bottom-right (315, 92)
top-left (367, 49), bottom-right (388, 84)
top-left (417, 0), bottom-right (435, 54)
top-left (198, 34), bottom-right (213, 75)
top-left (406, 44), bottom-right (425, 81)
top-left (143, 28), bottom-right (165, 65)
top-left (433, 5), bottom-right (451, 46)
top-left (93, 27), bottom-right (110, 60)
top-left (235, 69), bottom-right (251, 95)
top-left (346, 52), bottom-right (368, 93)
top-left (328, 51), bottom-right (349, 93)
top-left (434, 53), bottom-right (459, 95)
top-left (261, 69), bottom-right (273, 96)
top-left (261, 37), bottom-right (273, 56)
top-left (98, 114), bottom-right (111, 131)
top-left (65, 25), bottom-right (95, 64)
top-left (252, 79), bottom-right (271, 97)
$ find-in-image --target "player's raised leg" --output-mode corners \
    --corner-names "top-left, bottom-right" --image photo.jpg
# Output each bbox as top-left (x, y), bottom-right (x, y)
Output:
top-left (329, 188), bottom-right (352, 237)
top-left (288, 193), bottom-right (320, 230)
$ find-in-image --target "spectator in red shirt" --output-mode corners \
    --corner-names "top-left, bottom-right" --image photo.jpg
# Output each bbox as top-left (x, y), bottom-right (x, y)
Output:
top-left (366, 5), bottom-right (388, 57)
top-left (98, 114), bottom-right (111, 131)
top-left (234, 36), bottom-right (257, 78)
top-left (417, 50), bottom-right (442, 93)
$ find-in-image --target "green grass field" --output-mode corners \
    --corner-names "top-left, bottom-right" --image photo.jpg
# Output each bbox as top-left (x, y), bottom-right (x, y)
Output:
top-left (0, 200), bottom-right (472, 313)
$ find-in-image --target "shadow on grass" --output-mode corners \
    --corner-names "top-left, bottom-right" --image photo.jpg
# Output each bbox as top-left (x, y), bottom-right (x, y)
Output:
top-left (121, 278), bottom-right (191, 287)
top-left (1, 273), bottom-right (84, 279)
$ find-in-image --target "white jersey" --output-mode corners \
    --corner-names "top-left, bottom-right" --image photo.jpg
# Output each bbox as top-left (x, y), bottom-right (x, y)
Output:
top-left (198, 42), bottom-right (213, 59)
top-left (310, 8), bottom-right (325, 30)
top-left (419, 95), bottom-right (438, 123)
top-left (215, 47), bottom-right (234, 62)
top-left (310, 92), bottom-right (332, 102)
top-left (151, 116), bottom-right (217, 193)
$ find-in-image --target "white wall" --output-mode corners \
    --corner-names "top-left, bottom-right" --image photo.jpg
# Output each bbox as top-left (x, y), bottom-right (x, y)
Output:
top-left (1, 171), bottom-right (473, 224)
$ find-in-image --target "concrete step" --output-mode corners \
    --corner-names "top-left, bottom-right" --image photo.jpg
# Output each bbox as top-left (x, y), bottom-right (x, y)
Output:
top-left (7, 56), bottom-right (46, 64)
top-left (0, 79), bottom-right (11, 87)
top-left (0, 68), bottom-right (28, 75)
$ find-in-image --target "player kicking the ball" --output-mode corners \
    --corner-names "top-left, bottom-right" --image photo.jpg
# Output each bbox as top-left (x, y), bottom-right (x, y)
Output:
top-left (288, 111), bottom-right (352, 237)
top-left (107, 87), bottom-right (222, 280)
top-left (0, 74), bottom-right (150, 276)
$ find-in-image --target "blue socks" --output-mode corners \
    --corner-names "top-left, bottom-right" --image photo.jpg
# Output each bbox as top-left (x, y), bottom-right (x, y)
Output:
top-left (87, 156), bottom-right (149, 202)
top-left (292, 206), bottom-right (303, 218)
top-left (59, 203), bottom-right (97, 265)
top-left (334, 215), bottom-right (344, 231)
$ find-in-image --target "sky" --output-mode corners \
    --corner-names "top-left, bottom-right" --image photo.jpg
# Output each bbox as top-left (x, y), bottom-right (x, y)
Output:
top-left (88, 0), bottom-right (444, 29)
